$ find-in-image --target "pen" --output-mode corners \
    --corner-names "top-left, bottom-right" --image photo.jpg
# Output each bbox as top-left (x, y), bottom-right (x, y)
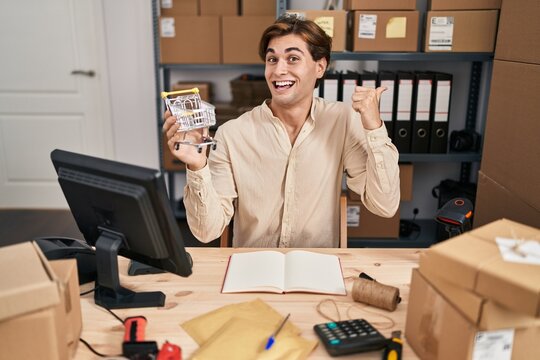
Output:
top-left (264, 313), bottom-right (291, 350)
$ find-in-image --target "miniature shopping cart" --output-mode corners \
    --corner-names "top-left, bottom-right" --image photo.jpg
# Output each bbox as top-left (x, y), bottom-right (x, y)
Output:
top-left (161, 87), bottom-right (217, 153)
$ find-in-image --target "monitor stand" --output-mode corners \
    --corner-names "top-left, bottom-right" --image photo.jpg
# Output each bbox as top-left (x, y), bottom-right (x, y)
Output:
top-left (128, 260), bottom-right (165, 276)
top-left (94, 229), bottom-right (165, 309)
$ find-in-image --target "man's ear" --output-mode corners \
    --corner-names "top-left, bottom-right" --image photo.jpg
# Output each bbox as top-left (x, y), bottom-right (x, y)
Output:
top-left (316, 58), bottom-right (328, 79)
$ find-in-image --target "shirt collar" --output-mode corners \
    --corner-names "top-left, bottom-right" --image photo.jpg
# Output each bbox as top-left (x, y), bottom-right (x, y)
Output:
top-left (262, 98), bottom-right (318, 124)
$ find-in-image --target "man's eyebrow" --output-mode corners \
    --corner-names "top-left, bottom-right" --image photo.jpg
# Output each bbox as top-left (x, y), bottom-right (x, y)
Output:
top-left (265, 47), bottom-right (305, 55)
top-left (285, 47), bottom-right (304, 54)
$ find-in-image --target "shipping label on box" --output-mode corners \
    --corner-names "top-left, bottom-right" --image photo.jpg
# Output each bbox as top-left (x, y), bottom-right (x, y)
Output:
top-left (428, 16), bottom-right (454, 51)
top-left (347, 205), bottom-right (360, 227)
top-left (160, 17), bottom-right (176, 38)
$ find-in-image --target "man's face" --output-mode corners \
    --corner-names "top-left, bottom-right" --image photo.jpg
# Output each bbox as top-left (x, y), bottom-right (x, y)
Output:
top-left (264, 34), bottom-right (327, 108)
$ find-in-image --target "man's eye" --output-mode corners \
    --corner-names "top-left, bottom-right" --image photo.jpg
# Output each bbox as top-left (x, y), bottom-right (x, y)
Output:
top-left (288, 56), bottom-right (300, 63)
top-left (266, 57), bottom-right (277, 63)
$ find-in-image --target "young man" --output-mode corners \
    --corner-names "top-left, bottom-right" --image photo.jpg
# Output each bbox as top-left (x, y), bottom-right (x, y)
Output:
top-left (163, 15), bottom-right (400, 247)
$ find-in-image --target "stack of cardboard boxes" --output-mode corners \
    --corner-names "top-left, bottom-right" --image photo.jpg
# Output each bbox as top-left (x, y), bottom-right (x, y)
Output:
top-left (159, 0), bottom-right (275, 64)
top-left (405, 219), bottom-right (540, 359)
top-left (474, 0), bottom-right (540, 229)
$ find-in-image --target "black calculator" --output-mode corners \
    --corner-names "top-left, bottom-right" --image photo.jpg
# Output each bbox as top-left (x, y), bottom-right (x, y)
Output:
top-left (314, 319), bottom-right (388, 356)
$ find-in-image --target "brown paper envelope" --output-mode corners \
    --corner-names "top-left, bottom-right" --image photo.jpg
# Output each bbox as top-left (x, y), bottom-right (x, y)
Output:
top-left (182, 298), bottom-right (300, 345)
top-left (190, 317), bottom-right (317, 360)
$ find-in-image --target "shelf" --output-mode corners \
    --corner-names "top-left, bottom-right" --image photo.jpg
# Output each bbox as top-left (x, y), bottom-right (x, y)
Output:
top-left (348, 219), bottom-right (439, 248)
top-left (330, 52), bottom-right (494, 62)
top-left (399, 152), bottom-right (481, 163)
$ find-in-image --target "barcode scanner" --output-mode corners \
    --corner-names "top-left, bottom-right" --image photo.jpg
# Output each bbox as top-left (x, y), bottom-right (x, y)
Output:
top-left (435, 197), bottom-right (473, 238)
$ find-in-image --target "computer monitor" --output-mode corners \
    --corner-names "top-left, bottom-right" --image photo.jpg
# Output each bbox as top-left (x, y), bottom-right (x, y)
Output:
top-left (51, 149), bottom-right (192, 309)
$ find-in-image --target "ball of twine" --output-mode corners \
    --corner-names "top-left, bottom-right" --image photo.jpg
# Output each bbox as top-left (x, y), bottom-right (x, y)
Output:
top-left (351, 277), bottom-right (401, 312)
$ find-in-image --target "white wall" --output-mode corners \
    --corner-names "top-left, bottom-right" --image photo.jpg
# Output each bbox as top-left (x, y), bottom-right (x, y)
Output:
top-left (102, 0), bottom-right (159, 169)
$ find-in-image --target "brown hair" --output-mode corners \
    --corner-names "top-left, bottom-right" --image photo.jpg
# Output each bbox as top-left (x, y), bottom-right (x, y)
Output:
top-left (259, 14), bottom-right (332, 86)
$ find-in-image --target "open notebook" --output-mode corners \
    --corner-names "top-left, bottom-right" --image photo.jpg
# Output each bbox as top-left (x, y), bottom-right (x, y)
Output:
top-left (221, 250), bottom-right (347, 295)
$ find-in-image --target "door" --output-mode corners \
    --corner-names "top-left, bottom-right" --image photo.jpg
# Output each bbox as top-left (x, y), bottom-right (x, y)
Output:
top-left (0, 0), bottom-right (113, 208)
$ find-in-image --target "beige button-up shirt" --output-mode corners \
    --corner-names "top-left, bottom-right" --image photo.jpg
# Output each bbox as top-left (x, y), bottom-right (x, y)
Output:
top-left (184, 97), bottom-right (400, 247)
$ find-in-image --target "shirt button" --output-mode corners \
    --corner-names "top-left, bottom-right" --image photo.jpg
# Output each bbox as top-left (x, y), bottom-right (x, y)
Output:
top-left (370, 136), bottom-right (377, 141)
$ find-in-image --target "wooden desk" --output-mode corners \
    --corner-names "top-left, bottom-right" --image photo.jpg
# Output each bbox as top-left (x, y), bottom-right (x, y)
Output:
top-left (76, 248), bottom-right (421, 359)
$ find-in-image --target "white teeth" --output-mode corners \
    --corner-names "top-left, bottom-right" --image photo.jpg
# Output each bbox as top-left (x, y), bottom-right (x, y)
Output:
top-left (275, 81), bottom-right (294, 86)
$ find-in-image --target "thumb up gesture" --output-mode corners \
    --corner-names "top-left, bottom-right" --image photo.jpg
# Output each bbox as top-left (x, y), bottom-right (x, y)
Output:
top-left (351, 86), bottom-right (387, 130)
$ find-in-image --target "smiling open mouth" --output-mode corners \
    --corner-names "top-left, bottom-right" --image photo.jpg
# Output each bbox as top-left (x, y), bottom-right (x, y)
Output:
top-left (273, 80), bottom-right (295, 90)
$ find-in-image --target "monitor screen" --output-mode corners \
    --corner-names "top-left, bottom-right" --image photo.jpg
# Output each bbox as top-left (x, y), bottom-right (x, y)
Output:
top-left (51, 149), bottom-right (192, 309)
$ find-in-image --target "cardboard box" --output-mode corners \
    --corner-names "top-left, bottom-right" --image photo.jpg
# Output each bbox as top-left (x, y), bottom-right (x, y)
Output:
top-left (399, 163), bottom-right (413, 201)
top-left (222, 16), bottom-right (275, 64)
top-left (475, 171), bottom-right (540, 229)
top-left (348, 163), bottom-right (413, 201)
top-left (160, 0), bottom-right (198, 16)
top-left (287, 10), bottom-right (348, 52)
top-left (424, 10), bottom-right (499, 52)
top-left (200, 0), bottom-right (237, 16)
top-left (344, 0), bottom-right (416, 10)
top-left (230, 76), bottom-right (271, 106)
top-left (429, 0), bottom-right (501, 10)
top-left (159, 16), bottom-right (221, 64)
top-left (351, 11), bottom-right (419, 52)
top-left (347, 196), bottom-right (400, 238)
top-left (496, 0), bottom-right (540, 68)
top-left (242, 0), bottom-right (276, 16)
top-left (406, 269), bottom-right (540, 360)
top-left (419, 219), bottom-right (540, 317)
top-left (0, 242), bottom-right (81, 360)
top-left (49, 260), bottom-right (82, 357)
top-left (481, 60), bottom-right (540, 211)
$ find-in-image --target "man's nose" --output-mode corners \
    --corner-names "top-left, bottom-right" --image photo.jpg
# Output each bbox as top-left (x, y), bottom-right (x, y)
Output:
top-left (275, 59), bottom-right (288, 74)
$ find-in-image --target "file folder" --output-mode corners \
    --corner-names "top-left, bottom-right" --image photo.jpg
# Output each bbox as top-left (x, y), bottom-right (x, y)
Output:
top-left (341, 71), bottom-right (359, 105)
top-left (359, 71), bottom-right (377, 89)
top-left (393, 72), bottom-right (414, 153)
top-left (411, 72), bottom-right (434, 153)
top-left (429, 72), bottom-right (453, 153)
top-left (320, 71), bottom-right (341, 102)
top-left (377, 71), bottom-right (396, 140)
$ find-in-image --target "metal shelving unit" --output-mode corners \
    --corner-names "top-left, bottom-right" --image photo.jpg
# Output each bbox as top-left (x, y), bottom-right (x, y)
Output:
top-left (152, 0), bottom-right (493, 236)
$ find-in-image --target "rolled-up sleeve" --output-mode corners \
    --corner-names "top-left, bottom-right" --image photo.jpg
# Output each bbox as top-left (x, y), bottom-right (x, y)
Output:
top-left (344, 110), bottom-right (400, 218)
top-left (183, 131), bottom-right (236, 242)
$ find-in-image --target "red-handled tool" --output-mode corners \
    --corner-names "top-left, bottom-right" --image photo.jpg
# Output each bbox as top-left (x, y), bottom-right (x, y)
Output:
top-left (157, 341), bottom-right (182, 360)
top-left (123, 316), bottom-right (158, 358)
